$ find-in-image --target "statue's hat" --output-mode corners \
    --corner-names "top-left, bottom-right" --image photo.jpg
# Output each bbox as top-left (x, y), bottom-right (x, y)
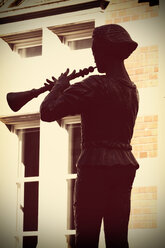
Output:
top-left (92, 24), bottom-right (138, 59)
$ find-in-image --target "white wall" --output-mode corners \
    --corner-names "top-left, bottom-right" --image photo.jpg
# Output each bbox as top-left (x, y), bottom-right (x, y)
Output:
top-left (38, 121), bottom-right (68, 248)
top-left (0, 124), bottom-right (18, 248)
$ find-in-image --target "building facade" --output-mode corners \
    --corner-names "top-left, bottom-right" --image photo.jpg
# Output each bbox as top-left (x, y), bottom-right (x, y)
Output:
top-left (0, 0), bottom-right (165, 248)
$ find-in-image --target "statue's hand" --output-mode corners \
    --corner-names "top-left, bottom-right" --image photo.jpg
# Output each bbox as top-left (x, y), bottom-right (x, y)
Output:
top-left (44, 76), bottom-right (57, 91)
top-left (57, 68), bottom-right (76, 86)
top-left (57, 68), bottom-right (70, 87)
top-left (44, 69), bottom-right (76, 91)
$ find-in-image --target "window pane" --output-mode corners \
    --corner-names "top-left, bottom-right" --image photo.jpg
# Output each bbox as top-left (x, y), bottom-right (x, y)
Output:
top-left (68, 38), bottom-right (92, 50)
top-left (22, 128), bottom-right (40, 177)
top-left (66, 234), bottom-right (76, 248)
top-left (26, 46), bottom-right (42, 57)
top-left (68, 124), bottom-right (81, 174)
top-left (23, 236), bottom-right (38, 248)
top-left (67, 179), bottom-right (75, 230)
top-left (23, 181), bottom-right (39, 231)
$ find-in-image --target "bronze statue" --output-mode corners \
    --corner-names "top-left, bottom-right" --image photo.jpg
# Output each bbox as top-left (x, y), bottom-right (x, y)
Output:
top-left (40, 24), bottom-right (139, 248)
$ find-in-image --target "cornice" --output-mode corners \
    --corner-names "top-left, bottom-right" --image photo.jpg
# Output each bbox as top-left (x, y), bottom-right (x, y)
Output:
top-left (0, 1), bottom-right (109, 24)
top-left (0, 113), bottom-right (40, 131)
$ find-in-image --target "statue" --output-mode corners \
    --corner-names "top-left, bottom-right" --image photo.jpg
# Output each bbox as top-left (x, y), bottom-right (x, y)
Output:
top-left (40, 24), bottom-right (139, 248)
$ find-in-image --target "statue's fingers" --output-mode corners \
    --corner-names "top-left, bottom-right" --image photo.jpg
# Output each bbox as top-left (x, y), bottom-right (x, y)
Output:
top-left (46, 79), bottom-right (54, 84)
top-left (52, 76), bottom-right (57, 82)
top-left (63, 68), bottom-right (69, 76)
top-left (69, 69), bottom-right (76, 78)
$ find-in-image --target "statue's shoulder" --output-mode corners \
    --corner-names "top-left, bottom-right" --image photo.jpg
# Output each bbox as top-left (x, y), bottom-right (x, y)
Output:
top-left (82, 74), bottom-right (106, 89)
top-left (67, 75), bottom-right (106, 96)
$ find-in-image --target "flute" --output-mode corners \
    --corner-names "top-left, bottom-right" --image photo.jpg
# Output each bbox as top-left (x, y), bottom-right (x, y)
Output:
top-left (7, 66), bottom-right (97, 112)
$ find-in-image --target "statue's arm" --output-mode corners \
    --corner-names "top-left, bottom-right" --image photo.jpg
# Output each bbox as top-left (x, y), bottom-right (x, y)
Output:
top-left (40, 75), bottom-right (99, 122)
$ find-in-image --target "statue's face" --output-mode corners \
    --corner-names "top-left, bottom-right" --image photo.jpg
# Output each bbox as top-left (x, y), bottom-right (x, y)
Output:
top-left (92, 42), bottom-right (113, 73)
top-left (93, 51), bottom-right (107, 73)
top-left (92, 39), bottom-right (124, 73)
top-left (92, 41), bottom-right (107, 73)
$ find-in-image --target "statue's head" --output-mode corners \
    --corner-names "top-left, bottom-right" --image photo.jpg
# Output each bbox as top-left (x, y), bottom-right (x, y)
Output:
top-left (92, 24), bottom-right (138, 73)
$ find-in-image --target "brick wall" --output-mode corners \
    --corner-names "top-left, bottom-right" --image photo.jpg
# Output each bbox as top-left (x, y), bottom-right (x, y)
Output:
top-left (105, 0), bottom-right (159, 24)
top-left (125, 45), bottom-right (159, 88)
top-left (132, 115), bottom-right (158, 158)
top-left (129, 186), bottom-right (157, 228)
top-left (130, 115), bottom-right (158, 229)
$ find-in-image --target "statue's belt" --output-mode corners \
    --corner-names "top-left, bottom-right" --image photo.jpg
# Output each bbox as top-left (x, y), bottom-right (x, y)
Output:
top-left (83, 141), bottom-right (132, 151)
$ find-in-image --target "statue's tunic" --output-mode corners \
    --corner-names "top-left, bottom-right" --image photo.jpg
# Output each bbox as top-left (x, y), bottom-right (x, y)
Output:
top-left (41, 75), bottom-right (139, 169)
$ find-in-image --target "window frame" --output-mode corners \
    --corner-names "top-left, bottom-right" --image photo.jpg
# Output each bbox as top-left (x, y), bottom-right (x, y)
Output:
top-left (0, 113), bottom-right (40, 248)
top-left (61, 115), bottom-right (81, 242)
top-left (16, 127), bottom-right (40, 247)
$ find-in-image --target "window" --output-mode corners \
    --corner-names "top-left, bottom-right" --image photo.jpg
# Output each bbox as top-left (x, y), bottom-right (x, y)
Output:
top-left (17, 45), bottom-right (42, 58)
top-left (0, 113), bottom-right (40, 248)
top-left (16, 127), bottom-right (40, 248)
top-left (49, 21), bottom-right (94, 50)
top-left (1, 29), bottom-right (42, 58)
top-left (67, 123), bottom-right (81, 229)
top-left (61, 116), bottom-right (81, 248)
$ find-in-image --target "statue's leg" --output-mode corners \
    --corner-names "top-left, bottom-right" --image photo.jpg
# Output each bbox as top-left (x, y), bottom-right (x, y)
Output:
top-left (73, 167), bottom-right (103, 248)
top-left (103, 166), bottom-right (136, 248)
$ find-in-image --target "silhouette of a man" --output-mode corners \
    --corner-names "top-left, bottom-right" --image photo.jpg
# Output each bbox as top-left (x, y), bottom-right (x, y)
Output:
top-left (40, 24), bottom-right (139, 248)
